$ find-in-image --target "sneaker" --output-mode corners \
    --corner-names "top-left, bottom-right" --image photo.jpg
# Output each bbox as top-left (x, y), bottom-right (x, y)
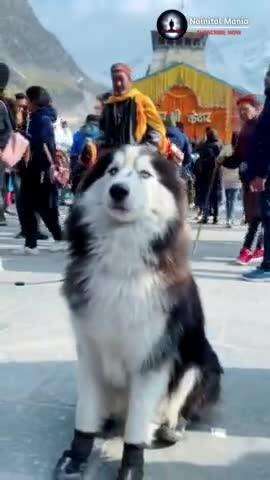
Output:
top-left (37, 232), bottom-right (49, 241)
top-left (236, 248), bottom-right (253, 265)
top-left (242, 268), bottom-right (270, 282)
top-left (250, 248), bottom-right (264, 264)
top-left (0, 219), bottom-right (7, 226)
top-left (15, 231), bottom-right (25, 239)
top-left (5, 208), bottom-right (16, 216)
top-left (14, 246), bottom-right (40, 255)
top-left (226, 221), bottom-right (232, 229)
top-left (49, 241), bottom-right (67, 252)
top-left (24, 247), bottom-right (40, 255)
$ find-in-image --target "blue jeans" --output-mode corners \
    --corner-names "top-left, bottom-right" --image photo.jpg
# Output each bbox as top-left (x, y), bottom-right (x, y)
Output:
top-left (225, 188), bottom-right (238, 222)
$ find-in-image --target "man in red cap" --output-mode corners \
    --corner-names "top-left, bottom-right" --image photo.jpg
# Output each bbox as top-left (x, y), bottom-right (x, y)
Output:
top-left (221, 94), bottom-right (263, 265)
top-left (99, 63), bottom-right (168, 154)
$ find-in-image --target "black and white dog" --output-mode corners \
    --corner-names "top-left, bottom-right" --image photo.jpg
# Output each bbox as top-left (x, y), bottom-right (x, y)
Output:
top-left (54, 146), bottom-right (223, 480)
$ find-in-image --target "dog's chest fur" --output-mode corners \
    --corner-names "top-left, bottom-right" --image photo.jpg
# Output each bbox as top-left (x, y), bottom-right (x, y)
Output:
top-left (67, 220), bottom-right (170, 386)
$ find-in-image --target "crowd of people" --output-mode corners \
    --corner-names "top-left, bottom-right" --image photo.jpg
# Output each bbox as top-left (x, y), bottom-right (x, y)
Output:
top-left (0, 61), bottom-right (269, 282)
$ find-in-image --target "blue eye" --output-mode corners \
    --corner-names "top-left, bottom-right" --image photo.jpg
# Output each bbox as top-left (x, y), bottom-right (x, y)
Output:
top-left (108, 167), bottom-right (119, 176)
top-left (140, 170), bottom-right (152, 179)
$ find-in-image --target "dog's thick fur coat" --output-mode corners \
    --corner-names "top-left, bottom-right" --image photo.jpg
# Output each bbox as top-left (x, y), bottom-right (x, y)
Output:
top-left (55, 146), bottom-right (223, 480)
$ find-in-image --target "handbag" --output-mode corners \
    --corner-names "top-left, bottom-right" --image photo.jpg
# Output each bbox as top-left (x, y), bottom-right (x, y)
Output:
top-left (0, 100), bottom-right (30, 168)
top-left (43, 144), bottom-right (70, 188)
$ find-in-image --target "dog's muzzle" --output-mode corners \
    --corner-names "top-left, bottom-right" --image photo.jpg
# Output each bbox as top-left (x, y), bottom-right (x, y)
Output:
top-left (109, 184), bottom-right (129, 204)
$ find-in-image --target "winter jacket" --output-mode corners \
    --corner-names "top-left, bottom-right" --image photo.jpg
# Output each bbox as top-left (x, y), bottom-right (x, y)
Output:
top-left (195, 139), bottom-right (222, 207)
top-left (247, 93), bottom-right (270, 180)
top-left (70, 123), bottom-right (102, 158)
top-left (166, 126), bottom-right (192, 166)
top-left (222, 118), bottom-right (258, 184)
top-left (26, 105), bottom-right (57, 176)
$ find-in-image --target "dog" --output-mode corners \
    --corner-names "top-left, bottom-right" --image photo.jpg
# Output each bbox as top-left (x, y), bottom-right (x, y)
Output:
top-left (54, 145), bottom-right (223, 480)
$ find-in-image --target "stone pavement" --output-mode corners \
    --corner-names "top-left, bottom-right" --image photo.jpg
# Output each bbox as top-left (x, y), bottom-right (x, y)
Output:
top-left (0, 214), bottom-right (269, 479)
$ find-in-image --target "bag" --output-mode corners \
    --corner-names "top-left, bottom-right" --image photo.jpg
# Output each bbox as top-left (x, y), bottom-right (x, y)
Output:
top-left (43, 144), bottom-right (70, 188)
top-left (0, 100), bottom-right (30, 168)
top-left (54, 149), bottom-right (70, 188)
top-left (0, 131), bottom-right (30, 168)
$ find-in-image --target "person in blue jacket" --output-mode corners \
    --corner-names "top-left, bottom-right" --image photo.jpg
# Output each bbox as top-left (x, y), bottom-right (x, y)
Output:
top-left (20, 86), bottom-right (64, 254)
top-left (70, 114), bottom-right (102, 177)
top-left (166, 119), bottom-right (192, 167)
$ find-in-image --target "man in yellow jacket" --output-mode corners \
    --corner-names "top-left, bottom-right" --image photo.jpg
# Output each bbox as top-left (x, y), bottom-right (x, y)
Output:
top-left (100, 63), bottom-right (168, 154)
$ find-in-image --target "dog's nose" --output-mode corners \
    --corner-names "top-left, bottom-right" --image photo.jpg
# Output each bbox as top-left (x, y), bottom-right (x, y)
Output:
top-left (110, 184), bottom-right (129, 202)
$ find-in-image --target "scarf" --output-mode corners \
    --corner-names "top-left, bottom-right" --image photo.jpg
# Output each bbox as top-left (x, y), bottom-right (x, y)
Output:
top-left (106, 88), bottom-right (168, 153)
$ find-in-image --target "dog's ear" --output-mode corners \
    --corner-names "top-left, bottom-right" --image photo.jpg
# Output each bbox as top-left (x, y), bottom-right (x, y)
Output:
top-left (78, 151), bottom-right (114, 193)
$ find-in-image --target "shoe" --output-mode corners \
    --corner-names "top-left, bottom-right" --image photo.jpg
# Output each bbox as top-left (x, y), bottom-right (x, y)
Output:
top-left (53, 450), bottom-right (88, 479)
top-left (5, 208), bottom-right (16, 216)
top-left (198, 217), bottom-right (208, 224)
top-left (13, 246), bottom-right (40, 255)
top-left (49, 241), bottom-right (67, 252)
top-left (236, 248), bottom-right (253, 265)
top-left (242, 268), bottom-right (270, 282)
top-left (226, 221), bottom-right (232, 229)
top-left (24, 247), bottom-right (40, 255)
top-left (15, 231), bottom-right (25, 239)
top-left (213, 217), bottom-right (218, 225)
top-left (37, 232), bottom-right (48, 241)
top-left (250, 248), bottom-right (264, 264)
top-left (0, 219), bottom-right (7, 226)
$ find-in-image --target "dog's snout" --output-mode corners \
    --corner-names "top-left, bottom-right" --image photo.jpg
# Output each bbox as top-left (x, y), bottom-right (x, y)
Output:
top-left (110, 184), bottom-right (129, 202)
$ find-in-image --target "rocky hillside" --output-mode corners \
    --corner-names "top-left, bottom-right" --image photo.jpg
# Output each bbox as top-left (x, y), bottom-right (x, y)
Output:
top-left (0, 0), bottom-right (103, 118)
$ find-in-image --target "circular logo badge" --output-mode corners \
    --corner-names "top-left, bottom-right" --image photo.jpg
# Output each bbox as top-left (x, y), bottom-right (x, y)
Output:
top-left (157, 10), bottom-right (188, 41)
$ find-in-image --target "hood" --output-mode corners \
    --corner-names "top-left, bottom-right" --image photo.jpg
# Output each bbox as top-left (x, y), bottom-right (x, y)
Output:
top-left (33, 105), bottom-right (58, 123)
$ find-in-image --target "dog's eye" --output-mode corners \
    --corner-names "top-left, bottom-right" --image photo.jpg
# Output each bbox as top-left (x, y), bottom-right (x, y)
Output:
top-left (139, 170), bottom-right (152, 179)
top-left (108, 167), bottom-right (119, 176)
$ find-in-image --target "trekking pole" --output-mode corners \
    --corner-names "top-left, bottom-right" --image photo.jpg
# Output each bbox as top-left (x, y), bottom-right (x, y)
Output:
top-left (192, 161), bottom-right (220, 256)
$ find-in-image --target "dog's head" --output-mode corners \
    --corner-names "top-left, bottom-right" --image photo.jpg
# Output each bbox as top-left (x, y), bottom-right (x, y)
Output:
top-left (80, 145), bottom-right (186, 227)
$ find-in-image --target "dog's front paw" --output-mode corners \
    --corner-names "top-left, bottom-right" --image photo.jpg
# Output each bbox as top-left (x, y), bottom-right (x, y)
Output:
top-left (155, 422), bottom-right (185, 445)
top-left (53, 450), bottom-right (88, 479)
top-left (117, 443), bottom-right (144, 480)
top-left (117, 465), bottom-right (144, 480)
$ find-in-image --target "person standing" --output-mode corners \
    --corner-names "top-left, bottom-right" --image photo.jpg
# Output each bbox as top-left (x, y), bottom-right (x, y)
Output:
top-left (195, 128), bottom-right (222, 224)
top-left (242, 70), bottom-right (270, 281)
top-left (0, 63), bottom-right (16, 226)
top-left (223, 165), bottom-right (241, 228)
top-left (70, 114), bottom-right (102, 192)
top-left (222, 133), bottom-right (241, 228)
top-left (20, 86), bottom-right (64, 254)
top-left (222, 96), bottom-right (263, 265)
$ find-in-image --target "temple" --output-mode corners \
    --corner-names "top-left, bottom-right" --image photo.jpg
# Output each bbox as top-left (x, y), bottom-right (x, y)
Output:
top-left (135, 28), bottom-right (258, 144)
top-left (149, 31), bottom-right (208, 74)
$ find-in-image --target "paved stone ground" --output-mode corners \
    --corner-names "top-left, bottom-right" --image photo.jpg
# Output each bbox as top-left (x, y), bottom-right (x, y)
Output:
top-left (0, 213), bottom-right (269, 479)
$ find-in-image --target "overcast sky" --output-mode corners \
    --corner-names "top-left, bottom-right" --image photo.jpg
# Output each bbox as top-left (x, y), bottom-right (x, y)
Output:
top-left (29, 0), bottom-right (270, 92)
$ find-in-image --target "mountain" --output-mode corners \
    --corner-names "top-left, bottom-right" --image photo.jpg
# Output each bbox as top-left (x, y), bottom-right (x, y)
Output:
top-left (0, 0), bottom-right (104, 119)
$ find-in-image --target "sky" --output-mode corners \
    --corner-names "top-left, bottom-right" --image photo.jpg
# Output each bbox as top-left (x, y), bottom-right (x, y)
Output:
top-left (29, 0), bottom-right (270, 92)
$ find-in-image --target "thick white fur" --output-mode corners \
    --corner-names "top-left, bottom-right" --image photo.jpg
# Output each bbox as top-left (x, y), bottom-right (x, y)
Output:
top-left (69, 146), bottom-right (183, 444)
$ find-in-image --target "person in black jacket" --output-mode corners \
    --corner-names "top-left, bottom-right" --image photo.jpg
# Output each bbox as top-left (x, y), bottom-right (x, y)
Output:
top-left (195, 128), bottom-right (222, 224)
top-left (20, 86), bottom-right (64, 254)
top-left (242, 69), bottom-right (270, 282)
